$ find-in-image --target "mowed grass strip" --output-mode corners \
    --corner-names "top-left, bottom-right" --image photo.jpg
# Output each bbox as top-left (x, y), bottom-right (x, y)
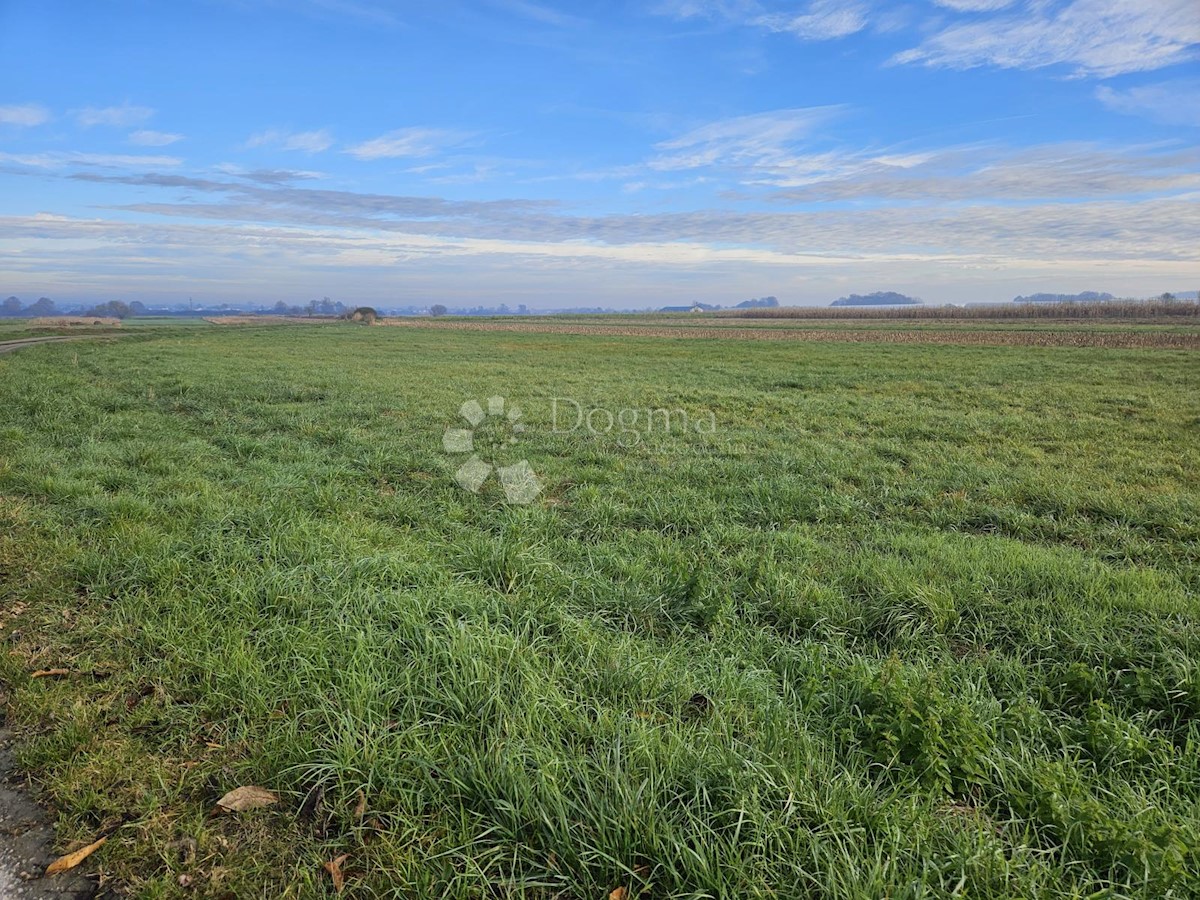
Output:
top-left (0, 325), bottom-right (1198, 898)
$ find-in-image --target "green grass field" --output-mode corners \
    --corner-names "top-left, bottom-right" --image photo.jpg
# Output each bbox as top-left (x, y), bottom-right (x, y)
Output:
top-left (1, 324), bottom-right (1198, 898)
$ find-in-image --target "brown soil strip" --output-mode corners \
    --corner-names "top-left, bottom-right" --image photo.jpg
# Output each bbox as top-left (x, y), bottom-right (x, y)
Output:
top-left (375, 319), bottom-right (1200, 350)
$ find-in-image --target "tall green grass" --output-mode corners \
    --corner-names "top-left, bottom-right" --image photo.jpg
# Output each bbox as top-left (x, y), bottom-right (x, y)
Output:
top-left (0, 325), bottom-right (1197, 898)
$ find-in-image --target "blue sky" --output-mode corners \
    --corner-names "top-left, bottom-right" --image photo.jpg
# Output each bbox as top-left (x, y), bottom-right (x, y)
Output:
top-left (1, 0), bottom-right (1197, 309)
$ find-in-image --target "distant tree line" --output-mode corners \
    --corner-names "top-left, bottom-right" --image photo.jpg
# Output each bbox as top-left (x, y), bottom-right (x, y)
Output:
top-left (1, 297), bottom-right (152, 319)
top-left (736, 296), bottom-right (779, 309)
top-left (270, 297), bottom-right (349, 317)
top-left (2, 296), bottom-right (59, 317)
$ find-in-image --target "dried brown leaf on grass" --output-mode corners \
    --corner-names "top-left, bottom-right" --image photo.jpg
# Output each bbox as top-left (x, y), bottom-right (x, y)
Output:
top-left (45, 836), bottom-right (107, 875)
top-left (214, 786), bottom-right (278, 813)
top-left (31, 668), bottom-right (70, 678)
top-left (324, 853), bottom-right (351, 893)
top-left (353, 789), bottom-right (367, 821)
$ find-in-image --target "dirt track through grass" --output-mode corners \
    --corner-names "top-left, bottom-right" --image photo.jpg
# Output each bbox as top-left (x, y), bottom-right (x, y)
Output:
top-left (0, 338), bottom-right (76, 356)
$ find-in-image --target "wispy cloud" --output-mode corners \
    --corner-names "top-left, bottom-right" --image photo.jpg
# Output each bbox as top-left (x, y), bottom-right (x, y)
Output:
top-left (0, 103), bottom-right (51, 127)
top-left (650, 107), bottom-right (844, 180)
top-left (0, 151), bottom-right (183, 169)
top-left (345, 127), bottom-right (475, 160)
top-left (894, 0), bottom-right (1200, 78)
top-left (225, 167), bottom-right (325, 184)
top-left (930, 0), bottom-right (1015, 10)
top-left (129, 129), bottom-right (184, 147)
top-left (758, 142), bottom-right (1200, 201)
top-left (76, 103), bottom-right (156, 127)
top-left (485, 0), bottom-right (588, 27)
top-left (755, 0), bottom-right (868, 39)
top-left (1096, 79), bottom-right (1200, 127)
top-left (655, 0), bottom-right (869, 40)
top-left (245, 128), bottom-right (334, 153)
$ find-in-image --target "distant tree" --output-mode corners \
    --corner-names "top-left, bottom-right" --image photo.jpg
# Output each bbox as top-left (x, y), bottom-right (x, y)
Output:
top-left (129, 301), bottom-right (147, 316)
top-left (273, 301), bottom-right (290, 315)
top-left (1160, 292), bottom-right (1177, 303)
top-left (1, 296), bottom-right (21, 317)
top-left (26, 297), bottom-right (57, 316)
top-left (430, 304), bottom-right (448, 317)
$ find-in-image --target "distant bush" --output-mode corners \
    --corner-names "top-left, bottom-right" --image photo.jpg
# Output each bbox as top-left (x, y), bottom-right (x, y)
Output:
top-left (345, 306), bottom-right (380, 324)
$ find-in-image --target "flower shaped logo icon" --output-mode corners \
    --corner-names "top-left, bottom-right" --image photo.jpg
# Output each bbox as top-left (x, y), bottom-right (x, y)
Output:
top-left (442, 396), bottom-right (541, 504)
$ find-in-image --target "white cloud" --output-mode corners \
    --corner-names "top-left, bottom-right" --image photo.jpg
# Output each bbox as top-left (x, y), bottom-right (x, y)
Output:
top-left (246, 128), bottom-right (334, 153)
top-left (895, 0), bottom-right (1200, 78)
top-left (76, 103), bottom-right (156, 127)
top-left (0, 103), bottom-right (51, 127)
top-left (1096, 80), bottom-right (1200, 127)
top-left (129, 129), bottom-right (184, 147)
top-left (755, 1), bottom-right (868, 39)
top-left (651, 107), bottom-right (843, 173)
top-left (345, 127), bottom-right (474, 160)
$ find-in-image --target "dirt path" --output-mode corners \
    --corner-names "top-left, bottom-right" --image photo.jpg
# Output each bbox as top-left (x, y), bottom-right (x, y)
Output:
top-left (0, 717), bottom-right (97, 899)
top-left (0, 337), bottom-right (78, 356)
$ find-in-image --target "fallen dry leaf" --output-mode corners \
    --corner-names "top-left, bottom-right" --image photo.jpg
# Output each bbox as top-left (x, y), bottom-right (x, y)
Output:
top-left (31, 668), bottom-right (70, 679)
top-left (214, 786), bottom-right (278, 813)
top-left (324, 853), bottom-right (350, 893)
top-left (608, 888), bottom-right (628, 900)
top-left (353, 790), bottom-right (367, 821)
top-left (45, 836), bottom-right (107, 875)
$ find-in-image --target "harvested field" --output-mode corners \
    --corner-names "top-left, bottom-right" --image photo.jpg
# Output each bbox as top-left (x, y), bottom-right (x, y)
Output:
top-left (379, 316), bottom-right (1200, 349)
top-left (721, 299), bottom-right (1200, 320)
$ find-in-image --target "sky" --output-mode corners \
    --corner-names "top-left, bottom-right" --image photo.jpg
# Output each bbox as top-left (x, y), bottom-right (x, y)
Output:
top-left (1, 0), bottom-right (1198, 309)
